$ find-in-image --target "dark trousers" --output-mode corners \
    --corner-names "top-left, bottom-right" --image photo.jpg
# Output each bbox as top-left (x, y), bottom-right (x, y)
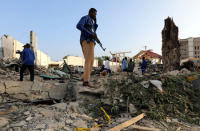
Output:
top-left (20, 64), bottom-right (34, 81)
top-left (105, 68), bottom-right (111, 73)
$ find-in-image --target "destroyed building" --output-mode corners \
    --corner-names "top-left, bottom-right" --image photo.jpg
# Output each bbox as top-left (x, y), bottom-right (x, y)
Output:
top-left (0, 31), bottom-right (51, 67)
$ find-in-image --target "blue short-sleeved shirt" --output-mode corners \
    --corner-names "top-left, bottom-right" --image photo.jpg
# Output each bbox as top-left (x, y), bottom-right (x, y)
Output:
top-left (76, 15), bottom-right (98, 44)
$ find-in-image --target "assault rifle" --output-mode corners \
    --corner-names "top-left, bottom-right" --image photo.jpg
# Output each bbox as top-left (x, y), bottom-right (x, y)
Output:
top-left (84, 24), bottom-right (106, 51)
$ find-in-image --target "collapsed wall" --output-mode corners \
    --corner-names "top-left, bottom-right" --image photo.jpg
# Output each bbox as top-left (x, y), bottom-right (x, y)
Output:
top-left (162, 17), bottom-right (180, 72)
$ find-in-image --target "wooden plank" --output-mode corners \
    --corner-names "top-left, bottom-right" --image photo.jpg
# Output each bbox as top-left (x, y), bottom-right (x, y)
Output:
top-left (176, 127), bottom-right (181, 131)
top-left (132, 125), bottom-right (160, 131)
top-left (108, 113), bottom-right (145, 131)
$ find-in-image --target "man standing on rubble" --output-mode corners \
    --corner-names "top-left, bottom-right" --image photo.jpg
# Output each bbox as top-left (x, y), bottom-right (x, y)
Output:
top-left (76, 8), bottom-right (98, 87)
top-left (122, 57), bottom-right (127, 71)
top-left (20, 43), bottom-right (35, 81)
top-left (127, 58), bottom-right (135, 74)
top-left (141, 57), bottom-right (147, 75)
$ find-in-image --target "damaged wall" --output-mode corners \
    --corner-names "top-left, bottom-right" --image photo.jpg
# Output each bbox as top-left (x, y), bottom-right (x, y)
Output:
top-left (1, 35), bottom-right (24, 59)
top-left (162, 17), bottom-right (180, 72)
top-left (37, 50), bottom-right (51, 67)
top-left (0, 31), bottom-right (52, 67)
top-left (13, 40), bottom-right (24, 59)
top-left (30, 31), bottom-right (38, 65)
top-left (1, 35), bottom-right (14, 58)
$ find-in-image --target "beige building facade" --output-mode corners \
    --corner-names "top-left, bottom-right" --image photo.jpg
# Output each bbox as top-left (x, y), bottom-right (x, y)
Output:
top-left (63, 56), bottom-right (98, 67)
top-left (180, 37), bottom-right (200, 65)
top-left (1, 35), bottom-right (24, 59)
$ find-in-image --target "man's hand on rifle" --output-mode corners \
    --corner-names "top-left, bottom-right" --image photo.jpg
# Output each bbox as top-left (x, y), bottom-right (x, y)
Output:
top-left (90, 33), bottom-right (97, 39)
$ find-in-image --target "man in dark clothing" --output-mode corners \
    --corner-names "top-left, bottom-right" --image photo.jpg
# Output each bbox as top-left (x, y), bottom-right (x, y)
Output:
top-left (141, 57), bottom-right (147, 75)
top-left (127, 58), bottom-right (135, 74)
top-left (20, 43), bottom-right (35, 81)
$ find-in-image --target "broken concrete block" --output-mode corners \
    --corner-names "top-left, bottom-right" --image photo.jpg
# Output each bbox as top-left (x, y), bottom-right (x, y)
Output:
top-left (163, 70), bottom-right (179, 76)
top-left (179, 68), bottom-right (191, 75)
top-left (73, 119), bottom-right (88, 128)
top-left (5, 81), bottom-right (33, 94)
top-left (10, 120), bottom-right (26, 127)
top-left (0, 117), bottom-right (9, 128)
top-left (129, 104), bottom-right (137, 114)
top-left (149, 80), bottom-right (163, 92)
top-left (52, 103), bottom-right (67, 110)
top-left (140, 81), bottom-right (149, 88)
top-left (39, 108), bottom-right (54, 118)
top-left (79, 87), bottom-right (104, 96)
top-left (0, 82), bottom-right (5, 93)
top-left (48, 84), bottom-right (68, 100)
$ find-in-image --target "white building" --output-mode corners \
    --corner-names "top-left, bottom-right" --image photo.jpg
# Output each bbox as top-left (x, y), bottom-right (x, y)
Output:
top-left (63, 56), bottom-right (98, 67)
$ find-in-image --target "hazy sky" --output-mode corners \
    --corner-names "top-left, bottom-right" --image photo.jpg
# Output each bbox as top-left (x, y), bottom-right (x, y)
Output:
top-left (0, 0), bottom-right (200, 61)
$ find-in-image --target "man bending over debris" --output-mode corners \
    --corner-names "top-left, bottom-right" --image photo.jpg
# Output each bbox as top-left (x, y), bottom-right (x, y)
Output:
top-left (20, 43), bottom-right (35, 81)
top-left (76, 8), bottom-right (98, 87)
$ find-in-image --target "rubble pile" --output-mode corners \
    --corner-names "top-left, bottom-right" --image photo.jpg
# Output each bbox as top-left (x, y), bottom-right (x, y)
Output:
top-left (100, 72), bottom-right (200, 125)
top-left (1, 57), bottom-right (200, 130)
top-left (0, 101), bottom-right (99, 130)
top-left (146, 64), bottom-right (163, 74)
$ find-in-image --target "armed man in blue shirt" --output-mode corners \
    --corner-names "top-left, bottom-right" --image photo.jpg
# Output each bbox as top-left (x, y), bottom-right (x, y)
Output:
top-left (20, 43), bottom-right (35, 81)
top-left (76, 8), bottom-right (98, 87)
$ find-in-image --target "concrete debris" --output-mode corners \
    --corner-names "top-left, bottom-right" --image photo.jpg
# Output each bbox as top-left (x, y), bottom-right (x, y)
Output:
top-left (149, 80), bottom-right (163, 92)
top-left (0, 117), bottom-right (9, 128)
top-left (129, 104), bottom-right (137, 114)
top-left (1, 58), bottom-right (200, 131)
top-left (140, 81), bottom-right (149, 88)
top-left (52, 102), bottom-right (68, 110)
top-left (163, 68), bottom-right (191, 76)
top-left (140, 80), bottom-right (163, 92)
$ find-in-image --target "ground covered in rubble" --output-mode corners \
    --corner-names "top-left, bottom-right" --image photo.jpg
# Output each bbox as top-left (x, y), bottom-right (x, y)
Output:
top-left (1, 62), bottom-right (200, 130)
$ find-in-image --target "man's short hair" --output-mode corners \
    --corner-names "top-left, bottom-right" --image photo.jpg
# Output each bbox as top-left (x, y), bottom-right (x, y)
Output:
top-left (89, 8), bottom-right (97, 14)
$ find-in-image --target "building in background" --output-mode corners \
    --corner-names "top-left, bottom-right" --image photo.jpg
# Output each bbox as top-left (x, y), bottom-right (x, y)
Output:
top-left (133, 50), bottom-right (162, 64)
top-left (0, 34), bottom-right (24, 59)
top-left (179, 37), bottom-right (200, 66)
top-left (63, 56), bottom-right (98, 67)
